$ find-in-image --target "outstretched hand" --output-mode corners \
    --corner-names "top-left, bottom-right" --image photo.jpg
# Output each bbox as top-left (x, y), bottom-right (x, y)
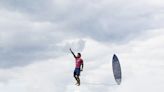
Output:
top-left (70, 48), bottom-right (72, 51)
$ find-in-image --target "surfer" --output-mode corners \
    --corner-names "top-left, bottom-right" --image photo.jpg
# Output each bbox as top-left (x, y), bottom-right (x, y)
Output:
top-left (70, 48), bottom-right (84, 86)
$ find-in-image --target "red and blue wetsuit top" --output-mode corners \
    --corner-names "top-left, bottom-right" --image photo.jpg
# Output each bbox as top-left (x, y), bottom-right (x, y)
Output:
top-left (75, 58), bottom-right (83, 68)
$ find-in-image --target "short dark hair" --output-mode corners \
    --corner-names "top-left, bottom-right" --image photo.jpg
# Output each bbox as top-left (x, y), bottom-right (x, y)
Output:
top-left (78, 53), bottom-right (81, 57)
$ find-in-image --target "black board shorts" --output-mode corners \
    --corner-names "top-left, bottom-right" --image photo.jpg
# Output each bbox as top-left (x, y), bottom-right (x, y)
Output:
top-left (74, 68), bottom-right (80, 76)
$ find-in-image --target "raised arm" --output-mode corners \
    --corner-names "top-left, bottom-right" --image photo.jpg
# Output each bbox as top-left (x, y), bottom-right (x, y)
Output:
top-left (70, 48), bottom-right (76, 58)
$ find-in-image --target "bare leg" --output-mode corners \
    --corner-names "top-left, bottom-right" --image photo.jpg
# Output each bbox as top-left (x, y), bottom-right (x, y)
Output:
top-left (74, 75), bottom-right (78, 85)
top-left (76, 76), bottom-right (80, 86)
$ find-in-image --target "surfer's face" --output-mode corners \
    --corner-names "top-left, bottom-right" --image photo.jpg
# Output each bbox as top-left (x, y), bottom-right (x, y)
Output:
top-left (77, 53), bottom-right (81, 58)
top-left (77, 54), bottom-right (80, 58)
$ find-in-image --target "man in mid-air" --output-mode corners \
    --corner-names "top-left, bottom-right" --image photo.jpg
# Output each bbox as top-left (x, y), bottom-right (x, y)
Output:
top-left (70, 48), bottom-right (84, 86)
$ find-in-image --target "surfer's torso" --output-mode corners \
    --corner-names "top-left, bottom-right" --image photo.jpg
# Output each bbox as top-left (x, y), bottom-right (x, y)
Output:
top-left (75, 58), bottom-right (83, 68)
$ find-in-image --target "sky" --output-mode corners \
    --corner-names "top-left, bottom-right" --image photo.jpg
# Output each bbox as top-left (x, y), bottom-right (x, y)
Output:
top-left (0, 0), bottom-right (164, 92)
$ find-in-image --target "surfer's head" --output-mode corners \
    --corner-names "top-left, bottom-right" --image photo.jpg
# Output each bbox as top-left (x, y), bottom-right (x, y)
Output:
top-left (77, 53), bottom-right (81, 58)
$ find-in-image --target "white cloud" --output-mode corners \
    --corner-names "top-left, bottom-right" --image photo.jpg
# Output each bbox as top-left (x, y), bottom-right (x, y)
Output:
top-left (0, 0), bottom-right (164, 92)
top-left (0, 28), bottom-right (164, 92)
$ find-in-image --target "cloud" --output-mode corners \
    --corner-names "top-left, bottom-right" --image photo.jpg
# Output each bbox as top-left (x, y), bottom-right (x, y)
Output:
top-left (0, 1), bottom-right (164, 91)
top-left (0, 7), bottom-right (87, 68)
top-left (0, 0), bottom-right (163, 68)
top-left (1, 0), bottom-right (164, 44)
top-left (0, 28), bottom-right (164, 92)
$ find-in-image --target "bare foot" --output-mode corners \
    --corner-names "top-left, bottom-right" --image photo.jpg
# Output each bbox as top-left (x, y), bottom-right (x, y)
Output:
top-left (77, 82), bottom-right (80, 86)
top-left (77, 83), bottom-right (80, 86)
